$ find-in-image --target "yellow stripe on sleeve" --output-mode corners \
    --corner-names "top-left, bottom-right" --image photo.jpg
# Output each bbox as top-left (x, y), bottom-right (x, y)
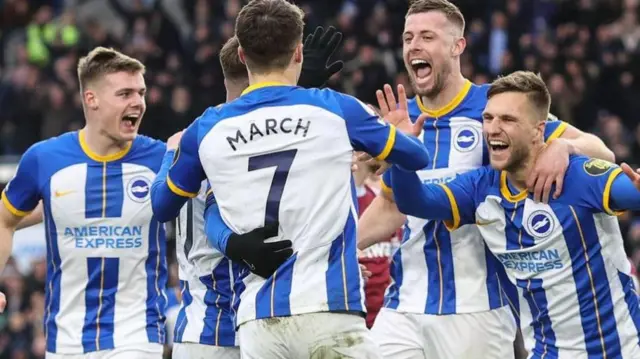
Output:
top-left (380, 178), bottom-right (392, 195)
top-left (438, 184), bottom-right (461, 231)
top-left (546, 121), bottom-right (568, 143)
top-left (167, 177), bottom-right (198, 198)
top-left (375, 125), bottom-right (396, 161)
top-left (1, 190), bottom-right (31, 217)
top-left (603, 167), bottom-right (624, 216)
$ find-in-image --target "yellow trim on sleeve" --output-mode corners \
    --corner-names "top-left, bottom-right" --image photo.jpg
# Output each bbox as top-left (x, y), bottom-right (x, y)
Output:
top-left (438, 184), bottom-right (461, 231)
top-left (1, 191), bottom-right (31, 217)
top-left (167, 177), bottom-right (198, 198)
top-left (375, 125), bottom-right (396, 161)
top-left (416, 80), bottom-right (472, 117)
top-left (78, 130), bottom-right (131, 162)
top-left (380, 178), bottom-right (392, 194)
top-left (206, 188), bottom-right (213, 197)
top-left (545, 121), bottom-right (568, 143)
top-left (241, 81), bottom-right (288, 96)
top-left (603, 167), bottom-right (624, 216)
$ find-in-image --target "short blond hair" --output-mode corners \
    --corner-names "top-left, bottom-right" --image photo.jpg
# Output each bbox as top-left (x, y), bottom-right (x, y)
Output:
top-left (219, 37), bottom-right (248, 82)
top-left (407, 0), bottom-right (465, 35)
top-left (488, 71), bottom-right (551, 120)
top-left (77, 47), bottom-right (145, 92)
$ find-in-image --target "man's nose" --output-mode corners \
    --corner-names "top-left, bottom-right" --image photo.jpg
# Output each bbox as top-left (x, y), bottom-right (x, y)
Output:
top-left (483, 120), bottom-right (500, 136)
top-left (130, 93), bottom-right (144, 107)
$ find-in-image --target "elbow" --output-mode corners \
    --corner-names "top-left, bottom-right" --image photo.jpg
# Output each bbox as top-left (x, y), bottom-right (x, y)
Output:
top-left (151, 198), bottom-right (171, 223)
top-left (150, 192), bottom-right (173, 223)
top-left (394, 196), bottom-right (414, 217)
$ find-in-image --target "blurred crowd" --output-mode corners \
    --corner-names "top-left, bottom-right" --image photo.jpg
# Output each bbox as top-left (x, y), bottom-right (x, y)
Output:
top-left (1, 0), bottom-right (640, 357)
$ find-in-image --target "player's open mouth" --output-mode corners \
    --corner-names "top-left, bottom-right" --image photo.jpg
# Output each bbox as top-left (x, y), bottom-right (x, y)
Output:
top-left (122, 114), bottom-right (140, 127)
top-left (411, 59), bottom-right (432, 79)
top-left (489, 140), bottom-right (509, 153)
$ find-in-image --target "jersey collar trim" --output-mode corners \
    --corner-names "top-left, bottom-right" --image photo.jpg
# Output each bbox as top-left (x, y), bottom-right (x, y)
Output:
top-left (500, 171), bottom-right (528, 203)
top-left (415, 79), bottom-right (472, 118)
top-left (78, 130), bottom-right (132, 162)
top-left (241, 81), bottom-right (289, 96)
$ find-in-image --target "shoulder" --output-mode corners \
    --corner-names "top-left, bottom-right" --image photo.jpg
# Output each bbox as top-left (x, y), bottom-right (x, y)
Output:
top-left (466, 165), bottom-right (496, 185)
top-left (124, 135), bottom-right (167, 172)
top-left (570, 155), bottom-right (618, 177)
top-left (456, 82), bottom-right (488, 118)
top-left (22, 131), bottom-right (80, 162)
top-left (131, 134), bottom-right (167, 156)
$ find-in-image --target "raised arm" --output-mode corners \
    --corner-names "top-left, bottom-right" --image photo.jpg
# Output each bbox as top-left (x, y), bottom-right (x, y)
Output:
top-left (150, 122), bottom-right (206, 222)
top-left (335, 91), bottom-right (430, 171)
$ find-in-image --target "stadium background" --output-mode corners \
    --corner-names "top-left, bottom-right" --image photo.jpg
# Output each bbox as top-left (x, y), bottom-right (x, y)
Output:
top-left (1, 0), bottom-right (640, 357)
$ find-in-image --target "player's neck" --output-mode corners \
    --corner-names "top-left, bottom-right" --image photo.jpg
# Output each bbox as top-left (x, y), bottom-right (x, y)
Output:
top-left (80, 126), bottom-right (131, 157)
top-left (420, 73), bottom-right (467, 112)
top-left (506, 143), bottom-right (546, 192)
top-left (248, 71), bottom-right (297, 87)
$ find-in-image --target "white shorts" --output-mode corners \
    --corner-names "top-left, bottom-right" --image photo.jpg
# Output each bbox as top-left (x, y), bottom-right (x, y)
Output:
top-left (46, 343), bottom-right (163, 359)
top-left (371, 306), bottom-right (517, 359)
top-left (238, 312), bottom-right (381, 359)
top-left (172, 342), bottom-right (240, 359)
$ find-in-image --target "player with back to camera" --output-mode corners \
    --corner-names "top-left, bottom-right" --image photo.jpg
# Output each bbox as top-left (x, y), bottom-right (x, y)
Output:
top-left (357, 0), bottom-right (615, 358)
top-left (171, 26), bottom-right (348, 358)
top-left (387, 70), bottom-right (640, 358)
top-left (149, 0), bottom-right (431, 357)
top-left (0, 47), bottom-right (168, 358)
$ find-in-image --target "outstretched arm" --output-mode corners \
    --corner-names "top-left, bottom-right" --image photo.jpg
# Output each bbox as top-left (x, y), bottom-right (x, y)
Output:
top-left (151, 123), bottom-right (207, 222)
top-left (337, 90), bottom-right (430, 171)
top-left (390, 165), bottom-right (480, 230)
top-left (390, 166), bottom-right (455, 221)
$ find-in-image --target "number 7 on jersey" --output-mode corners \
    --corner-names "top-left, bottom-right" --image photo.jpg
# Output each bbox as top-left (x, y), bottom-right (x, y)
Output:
top-left (248, 149), bottom-right (297, 224)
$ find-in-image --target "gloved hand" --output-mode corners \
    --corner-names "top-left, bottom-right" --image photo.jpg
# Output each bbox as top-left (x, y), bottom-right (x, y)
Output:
top-left (225, 222), bottom-right (293, 279)
top-left (298, 26), bottom-right (344, 88)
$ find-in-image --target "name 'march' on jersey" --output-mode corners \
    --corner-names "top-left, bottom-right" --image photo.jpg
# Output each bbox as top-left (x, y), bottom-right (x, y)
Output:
top-left (382, 80), bottom-right (570, 316)
top-left (173, 181), bottom-right (238, 347)
top-left (441, 156), bottom-right (640, 357)
top-left (163, 83), bottom-right (430, 326)
top-left (1, 131), bottom-right (168, 354)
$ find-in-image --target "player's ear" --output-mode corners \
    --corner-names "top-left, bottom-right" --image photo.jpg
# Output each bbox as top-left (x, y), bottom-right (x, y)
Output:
top-left (238, 46), bottom-right (246, 65)
top-left (84, 90), bottom-right (98, 111)
top-left (294, 43), bottom-right (303, 64)
top-left (536, 118), bottom-right (546, 139)
top-left (452, 36), bottom-right (466, 57)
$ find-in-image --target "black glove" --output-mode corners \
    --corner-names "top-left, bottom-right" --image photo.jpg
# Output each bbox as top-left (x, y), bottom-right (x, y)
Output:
top-left (298, 26), bottom-right (344, 88)
top-left (225, 222), bottom-right (293, 279)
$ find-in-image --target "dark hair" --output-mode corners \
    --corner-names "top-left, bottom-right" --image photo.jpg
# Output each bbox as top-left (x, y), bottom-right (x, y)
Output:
top-left (219, 36), bottom-right (248, 81)
top-left (235, 0), bottom-right (305, 74)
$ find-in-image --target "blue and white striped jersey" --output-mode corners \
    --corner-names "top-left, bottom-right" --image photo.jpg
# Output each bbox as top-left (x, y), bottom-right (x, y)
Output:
top-left (1, 131), bottom-right (168, 354)
top-left (381, 80), bottom-right (567, 315)
top-left (151, 82), bottom-right (430, 327)
top-left (390, 156), bottom-right (640, 357)
top-left (173, 181), bottom-right (239, 347)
